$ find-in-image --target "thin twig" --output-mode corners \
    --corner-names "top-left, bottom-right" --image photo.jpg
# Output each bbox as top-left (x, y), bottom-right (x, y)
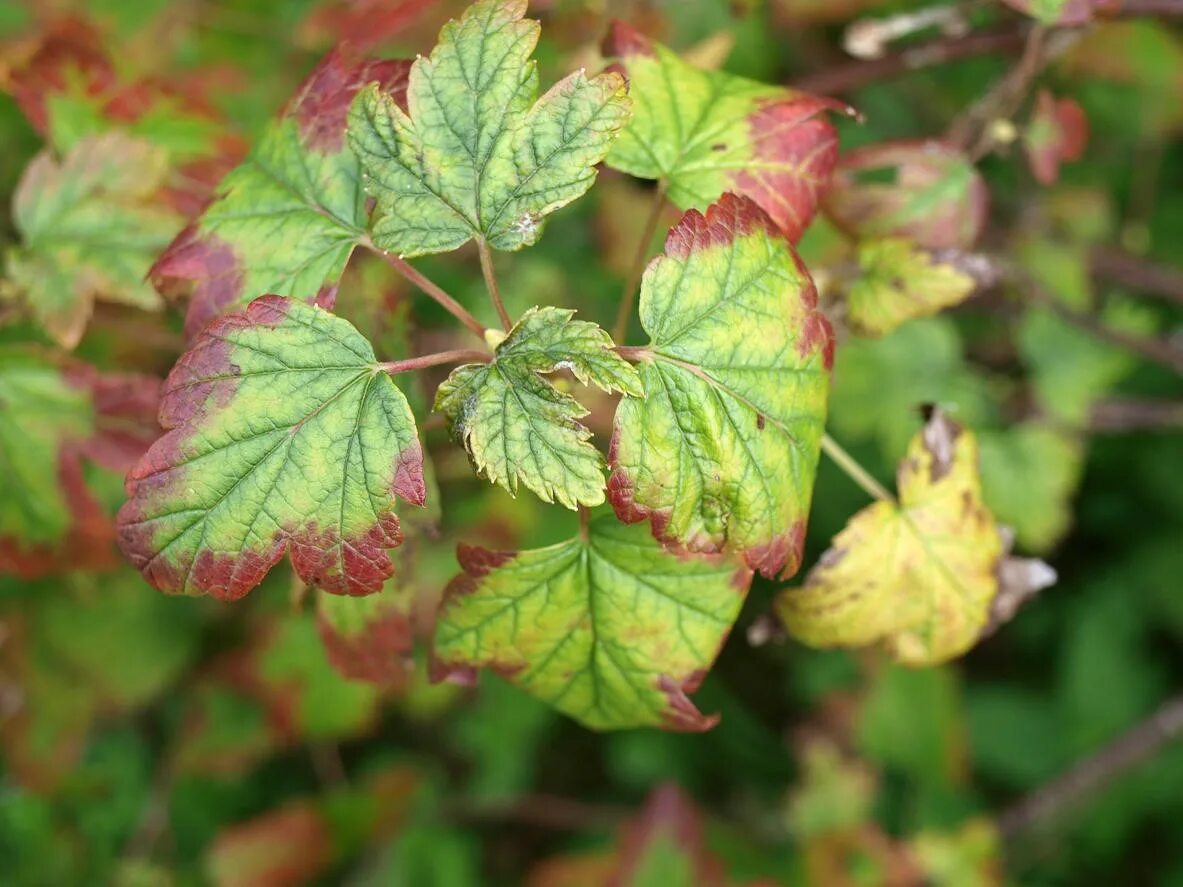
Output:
top-left (377, 349), bottom-right (490, 375)
top-left (998, 695), bottom-right (1183, 841)
top-left (821, 433), bottom-right (895, 503)
top-left (1091, 246), bottom-right (1183, 309)
top-left (477, 238), bottom-right (512, 330)
top-left (1089, 398), bottom-right (1183, 432)
top-left (362, 237), bottom-right (487, 339)
top-left (613, 181), bottom-right (668, 344)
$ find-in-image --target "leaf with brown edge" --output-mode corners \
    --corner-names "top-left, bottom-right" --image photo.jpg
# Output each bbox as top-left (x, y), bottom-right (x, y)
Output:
top-left (777, 409), bottom-right (1055, 665)
top-left (433, 514), bottom-right (751, 732)
top-left (603, 20), bottom-right (851, 242)
top-left (116, 296), bottom-right (424, 601)
top-left (316, 583), bottom-right (413, 685)
top-left (823, 140), bottom-right (989, 251)
top-left (1024, 90), bottom-right (1089, 186)
top-left (150, 48), bottom-right (410, 339)
top-left (609, 193), bottom-right (833, 579)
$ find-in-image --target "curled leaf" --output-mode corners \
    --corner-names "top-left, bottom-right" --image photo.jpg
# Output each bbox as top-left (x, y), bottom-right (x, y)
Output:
top-left (433, 515), bottom-right (752, 732)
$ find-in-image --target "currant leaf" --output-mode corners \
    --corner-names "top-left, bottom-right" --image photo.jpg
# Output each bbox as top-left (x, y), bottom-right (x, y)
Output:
top-left (434, 306), bottom-right (642, 510)
top-left (150, 49), bottom-right (411, 339)
top-left (777, 410), bottom-right (1052, 665)
top-left (1024, 89), bottom-right (1088, 186)
top-left (117, 296), bottom-right (425, 600)
top-left (602, 21), bottom-right (849, 242)
top-left (845, 238), bottom-right (977, 337)
top-left (316, 584), bottom-right (413, 684)
top-left (347, 0), bottom-right (631, 257)
top-left (4, 133), bottom-right (181, 349)
top-left (608, 194), bottom-right (833, 578)
top-left (433, 514), bottom-right (752, 732)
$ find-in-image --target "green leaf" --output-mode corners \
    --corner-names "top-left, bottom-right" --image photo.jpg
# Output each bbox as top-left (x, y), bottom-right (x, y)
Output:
top-left (603, 20), bottom-right (845, 242)
top-left (433, 514), bottom-right (751, 731)
top-left (435, 306), bottom-right (642, 510)
top-left (117, 296), bottom-right (425, 600)
top-left (845, 238), bottom-right (977, 337)
top-left (150, 49), bottom-right (411, 338)
top-left (4, 133), bottom-right (180, 349)
top-left (348, 0), bottom-right (631, 257)
top-left (316, 582), bottom-right (413, 684)
top-left (608, 194), bottom-right (833, 578)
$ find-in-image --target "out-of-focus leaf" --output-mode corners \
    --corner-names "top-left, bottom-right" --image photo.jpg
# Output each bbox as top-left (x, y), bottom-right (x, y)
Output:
top-left (433, 515), bottom-right (751, 732)
top-left (1002, 0), bottom-right (1114, 25)
top-left (844, 238), bottom-right (977, 337)
top-left (603, 20), bottom-right (847, 242)
top-left (206, 802), bottom-right (333, 887)
top-left (117, 296), bottom-right (424, 600)
top-left (315, 582), bottom-right (413, 685)
top-left (4, 133), bottom-right (180, 348)
top-left (150, 48), bottom-right (410, 338)
top-left (435, 307), bottom-right (641, 510)
top-left (787, 740), bottom-right (876, 837)
top-left (609, 194), bottom-right (833, 579)
top-left (823, 141), bottom-right (988, 250)
top-left (1025, 90), bottom-right (1088, 186)
top-left (907, 819), bottom-right (1001, 887)
top-left (779, 410), bottom-right (1015, 665)
top-left (348, 0), bottom-right (630, 256)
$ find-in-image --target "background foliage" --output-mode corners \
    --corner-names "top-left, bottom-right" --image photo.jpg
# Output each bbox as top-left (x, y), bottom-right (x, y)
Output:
top-left (0, 0), bottom-right (1181, 884)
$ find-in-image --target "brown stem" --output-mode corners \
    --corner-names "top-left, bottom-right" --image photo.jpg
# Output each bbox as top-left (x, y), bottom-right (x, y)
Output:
top-left (377, 349), bottom-right (489, 374)
top-left (477, 238), bottom-right (512, 330)
top-left (1089, 398), bottom-right (1183, 432)
top-left (1091, 246), bottom-right (1183, 308)
top-left (998, 695), bottom-right (1183, 840)
top-left (613, 181), bottom-right (668, 344)
top-left (363, 239), bottom-right (487, 339)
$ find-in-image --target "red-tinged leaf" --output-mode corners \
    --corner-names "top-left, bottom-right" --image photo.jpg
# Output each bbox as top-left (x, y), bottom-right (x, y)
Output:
top-left (65, 365), bottom-right (162, 472)
top-left (206, 802), bottom-right (333, 887)
top-left (607, 785), bottom-right (726, 887)
top-left (150, 49), bottom-right (411, 339)
top-left (316, 586), bottom-right (413, 685)
top-left (297, 0), bottom-right (443, 53)
top-left (604, 20), bottom-right (851, 242)
top-left (1025, 90), bottom-right (1089, 186)
top-left (822, 140), bottom-right (989, 250)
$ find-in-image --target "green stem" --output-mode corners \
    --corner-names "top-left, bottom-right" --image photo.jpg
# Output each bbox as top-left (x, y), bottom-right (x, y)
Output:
top-left (821, 433), bottom-right (894, 503)
top-left (378, 349), bottom-right (489, 375)
top-left (477, 238), bottom-right (512, 331)
top-left (364, 238), bottom-right (487, 340)
top-left (612, 180), bottom-right (668, 344)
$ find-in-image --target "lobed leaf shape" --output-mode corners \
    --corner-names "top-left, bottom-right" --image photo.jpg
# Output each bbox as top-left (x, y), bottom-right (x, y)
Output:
top-left (777, 409), bottom-right (1009, 665)
top-left (433, 514), bottom-right (752, 732)
top-left (117, 296), bottom-right (425, 600)
top-left (150, 49), bottom-right (411, 339)
top-left (822, 140), bottom-right (989, 251)
top-left (347, 0), bottom-right (631, 257)
top-left (5, 132), bottom-right (181, 349)
top-left (845, 238), bottom-right (977, 337)
top-left (608, 194), bottom-right (833, 579)
top-left (602, 20), bottom-right (850, 242)
top-left (434, 306), bottom-right (643, 510)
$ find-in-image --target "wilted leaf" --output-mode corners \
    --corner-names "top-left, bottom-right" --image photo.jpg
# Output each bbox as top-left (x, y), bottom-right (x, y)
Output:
top-left (609, 194), bottom-right (833, 578)
top-left (4, 132), bottom-right (180, 348)
top-left (433, 515), bottom-right (751, 732)
top-left (779, 410), bottom-right (1025, 665)
top-left (117, 296), bottom-right (424, 600)
top-left (823, 140), bottom-right (988, 250)
top-left (348, 0), bottom-right (630, 257)
top-left (1025, 90), bottom-right (1088, 186)
top-left (845, 238), bottom-right (977, 337)
top-left (435, 306), bottom-right (642, 510)
top-left (603, 20), bottom-right (847, 242)
top-left (150, 48), bottom-right (410, 339)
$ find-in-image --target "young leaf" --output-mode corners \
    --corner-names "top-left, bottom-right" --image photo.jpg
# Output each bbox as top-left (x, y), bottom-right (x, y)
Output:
top-left (433, 515), bottom-right (752, 732)
top-left (347, 0), bottom-right (631, 257)
top-left (150, 49), bottom-right (411, 339)
top-left (603, 20), bottom-right (848, 242)
top-left (608, 194), bottom-right (833, 578)
top-left (117, 296), bottom-right (425, 600)
top-left (823, 140), bottom-right (989, 250)
top-left (434, 306), bottom-right (642, 510)
top-left (777, 410), bottom-right (1039, 665)
top-left (845, 238), bottom-right (977, 337)
top-left (1025, 90), bottom-right (1089, 186)
top-left (4, 133), bottom-right (180, 349)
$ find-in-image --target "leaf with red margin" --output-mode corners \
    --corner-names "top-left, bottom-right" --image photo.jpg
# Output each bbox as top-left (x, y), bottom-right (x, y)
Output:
top-left (822, 140), bottom-right (989, 251)
top-left (117, 296), bottom-right (424, 601)
top-left (602, 20), bottom-right (851, 242)
top-left (1024, 90), bottom-right (1089, 186)
top-left (608, 194), bottom-right (832, 579)
top-left (296, 0), bottom-right (443, 53)
top-left (206, 802), bottom-right (333, 887)
top-left (433, 514), bottom-right (751, 732)
top-left (150, 48), bottom-right (410, 339)
top-left (316, 583), bottom-right (413, 685)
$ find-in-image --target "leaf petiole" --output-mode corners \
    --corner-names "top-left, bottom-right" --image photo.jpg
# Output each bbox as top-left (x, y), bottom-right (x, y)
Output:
top-left (477, 238), bottom-right (513, 331)
top-left (377, 349), bottom-right (491, 375)
top-left (613, 180), bottom-right (668, 343)
top-left (820, 433), bottom-right (895, 503)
